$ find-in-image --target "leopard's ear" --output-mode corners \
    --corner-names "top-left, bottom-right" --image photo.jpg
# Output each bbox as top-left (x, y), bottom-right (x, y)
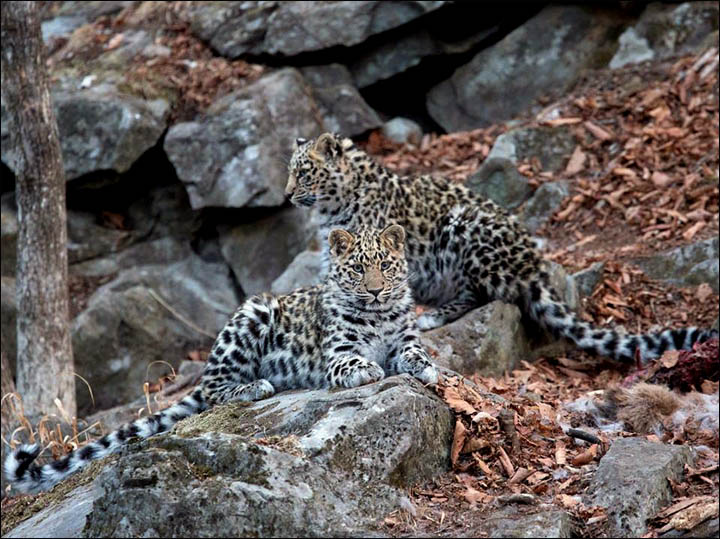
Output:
top-left (309, 133), bottom-right (341, 162)
top-left (328, 228), bottom-right (354, 258)
top-left (293, 137), bottom-right (307, 151)
top-left (380, 224), bottom-right (405, 252)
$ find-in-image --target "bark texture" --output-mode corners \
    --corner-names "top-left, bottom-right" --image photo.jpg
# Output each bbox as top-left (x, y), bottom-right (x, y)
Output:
top-left (1, 1), bottom-right (76, 419)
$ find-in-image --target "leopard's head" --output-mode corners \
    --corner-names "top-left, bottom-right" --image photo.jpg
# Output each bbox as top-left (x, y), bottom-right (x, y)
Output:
top-left (327, 224), bottom-right (409, 307)
top-left (285, 133), bottom-right (354, 211)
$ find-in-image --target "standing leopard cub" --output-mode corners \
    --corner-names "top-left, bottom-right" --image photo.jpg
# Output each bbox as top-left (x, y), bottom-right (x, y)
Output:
top-left (4, 224), bottom-right (437, 494)
top-left (286, 133), bottom-right (717, 363)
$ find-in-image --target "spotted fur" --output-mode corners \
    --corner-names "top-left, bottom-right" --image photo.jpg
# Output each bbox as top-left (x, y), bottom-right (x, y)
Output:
top-left (286, 133), bottom-right (718, 363)
top-left (4, 224), bottom-right (437, 494)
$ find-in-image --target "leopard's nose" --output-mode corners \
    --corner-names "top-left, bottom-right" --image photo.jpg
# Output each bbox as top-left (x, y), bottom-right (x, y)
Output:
top-left (368, 287), bottom-right (382, 299)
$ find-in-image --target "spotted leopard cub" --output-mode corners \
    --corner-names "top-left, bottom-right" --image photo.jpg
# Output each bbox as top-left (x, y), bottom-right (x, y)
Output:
top-left (286, 133), bottom-right (718, 363)
top-left (4, 224), bottom-right (437, 494)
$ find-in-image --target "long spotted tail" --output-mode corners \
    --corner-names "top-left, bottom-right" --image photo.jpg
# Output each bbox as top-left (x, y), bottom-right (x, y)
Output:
top-left (3, 388), bottom-right (206, 494)
top-left (524, 280), bottom-right (718, 363)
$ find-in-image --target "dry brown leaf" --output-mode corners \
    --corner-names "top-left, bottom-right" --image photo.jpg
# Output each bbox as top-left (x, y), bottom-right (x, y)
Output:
top-left (106, 33), bottom-right (124, 50)
top-left (565, 145), bottom-right (587, 175)
top-left (682, 221), bottom-right (705, 241)
top-left (443, 386), bottom-right (477, 415)
top-left (584, 120), bottom-right (613, 140)
top-left (571, 444), bottom-right (598, 466)
top-left (651, 171), bottom-right (673, 187)
top-left (451, 419), bottom-right (468, 468)
top-left (543, 117), bottom-right (583, 126)
top-left (695, 283), bottom-right (713, 302)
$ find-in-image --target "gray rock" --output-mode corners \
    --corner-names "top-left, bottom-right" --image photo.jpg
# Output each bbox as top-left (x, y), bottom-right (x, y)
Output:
top-left (41, 1), bottom-right (135, 43)
top-left (5, 483), bottom-right (100, 539)
top-left (610, 27), bottom-right (656, 69)
top-left (520, 181), bottom-right (570, 233)
top-left (427, 6), bottom-right (630, 130)
top-left (1, 276), bottom-right (17, 373)
top-left (588, 438), bottom-right (695, 538)
top-left (271, 249), bottom-right (323, 295)
top-left (632, 237), bottom-right (719, 293)
top-left (573, 261), bottom-right (606, 297)
top-left (164, 68), bottom-right (324, 209)
top-left (351, 30), bottom-right (440, 88)
top-left (183, 1), bottom-right (446, 58)
top-left (83, 432), bottom-right (405, 538)
top-left (610, 2), bottom-right (719, 69)
top-left (468, 126), bottom-right (576, 209)
top-left (484, 506), bottom-right (576, 538)
top-left (421, 301), bottom-right (530, 376)
top-left (1, 89), bottom-right (168, 181)
top-left (72, 254), bottom-right (239, 413)
top-left (67, 211), bottom-right (133, 265)
top-left (176, 374), bottom-right (453, 488)
top-left (381, 117), bottom-right (424, 146)
top-left (659, 517), bottom-right (719, 538)
top-left (219, 206), bottom-right (310, 296)
top-left (69, 237), bottom-right (193, 278)
top-left (3, 376), bottom-right (449, 537)
top-left (300, 64), bottom-right (382, 137)
top-left (1, 193), bottom-right (17, 276)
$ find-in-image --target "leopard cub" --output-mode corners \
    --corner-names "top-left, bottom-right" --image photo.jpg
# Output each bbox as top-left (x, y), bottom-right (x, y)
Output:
top-left (5, 224), bottom-right (437, 494)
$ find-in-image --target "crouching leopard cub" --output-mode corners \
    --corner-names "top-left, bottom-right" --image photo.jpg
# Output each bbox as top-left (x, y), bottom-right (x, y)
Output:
top-left (286, 133), bottom-right (718, 363)
top-left (4, 224), bottom-right (437, 494)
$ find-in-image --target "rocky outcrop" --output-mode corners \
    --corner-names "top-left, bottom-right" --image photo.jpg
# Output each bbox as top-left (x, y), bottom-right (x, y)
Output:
top-left (301, 64), bottom-right (382, 137)
top-left (164, 68), bottom-right (324, 209)
top-left (71, 253), bottom-right (239, 413)
top-left (1, 89), bottom-right (168, 181)
top-left (5, 375), bottom-right (452, 538)
top-left (427, 6), bottom-right (631, 130)
top-left (182, 1), bottom-right (446, 58)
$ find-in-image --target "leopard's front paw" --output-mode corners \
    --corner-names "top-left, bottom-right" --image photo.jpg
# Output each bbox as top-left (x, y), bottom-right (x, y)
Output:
top-left (417, 311), bottom-right (443, 331)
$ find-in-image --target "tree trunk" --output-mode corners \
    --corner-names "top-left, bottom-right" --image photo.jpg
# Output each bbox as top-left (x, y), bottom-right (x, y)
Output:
top-left (1, 1), bottom-right (76, 420)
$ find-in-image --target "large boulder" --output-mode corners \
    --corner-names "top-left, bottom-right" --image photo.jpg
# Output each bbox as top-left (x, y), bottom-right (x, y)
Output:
top-left (72, 253), bottom-right (239, 413)
top-left (164, 68), bottom-right (324, 209)
top-left (1, 88), bottom-right (168, 181)
top-left (219, 206), bottom-right (311, 296)
top-left (4, 376), bottom-right (452, 538)
top-left (300, 64), bottom-right (382, 137)
top-left (427, 6), bottom-right (631, 130)
top-left (182, 1), bottom-right (446, 58)
top-left (176, 374), bottom-right (454, 488)
top-left (609, 2), bottom-right (719, 69)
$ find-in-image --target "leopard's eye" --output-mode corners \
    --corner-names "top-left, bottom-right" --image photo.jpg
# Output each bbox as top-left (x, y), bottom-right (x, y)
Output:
top-left (380, 261), bottom-right (390, 270)
top-left (352, 264), bottom-right (364, 273)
